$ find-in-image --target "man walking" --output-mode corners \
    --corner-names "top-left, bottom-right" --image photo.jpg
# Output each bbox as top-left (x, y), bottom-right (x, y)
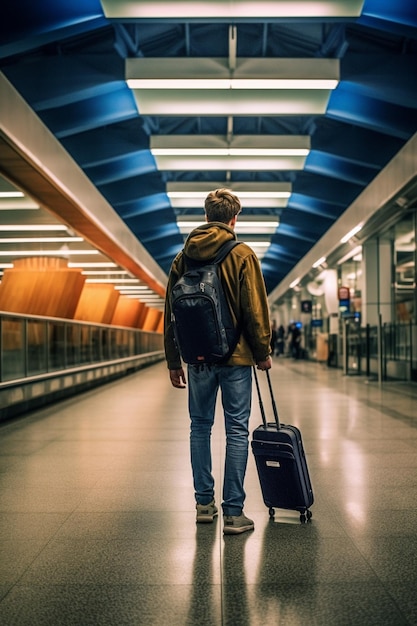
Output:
top-left (164, 188), bottom-right (272, 534)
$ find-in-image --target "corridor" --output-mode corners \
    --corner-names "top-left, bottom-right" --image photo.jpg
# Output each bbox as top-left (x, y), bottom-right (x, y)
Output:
top-left (0, 359), bottom-right (416, 625)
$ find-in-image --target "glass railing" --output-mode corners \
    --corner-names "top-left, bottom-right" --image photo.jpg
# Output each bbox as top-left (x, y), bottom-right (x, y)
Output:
top-left (0, 311), bottom-right (164, 383)
top-left (342, 321), bottom-right (416, 381)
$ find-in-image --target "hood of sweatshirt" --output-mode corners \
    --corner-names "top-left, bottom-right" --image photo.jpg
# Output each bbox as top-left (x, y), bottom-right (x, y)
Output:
top-left (183, 222), bottom-right (237, 263)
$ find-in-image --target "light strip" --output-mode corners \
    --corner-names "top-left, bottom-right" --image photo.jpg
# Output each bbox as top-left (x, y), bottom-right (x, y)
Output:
top-left (168, 191), bottom-right (290, 199)
top-left (0, 250), bottom-right (99, 256)
top-left (167, 182), bottom-right (292, 199)
top-left (289, 278), bottom-right (300, 288)
top-left (0, 263), bottom-right (14, 268)
top-left (81, 270), bottom-right (130, 276)
top-left (129, 78), bottom-right (338, 90)
top-left (132, 89), bottom-right (332, 116)
top-left (0, 191), bottom-right (24, 198)
top-left (0, 237), bottom-right (83, 243)
top-left (177, 220), bottom-right (279, 235)
top-left (154, 155), bottom-right (307, 171)
top-left (85, 278), bottom-right (140, 284)
top-left (115, 285), bottom-right (152, 291)
top-left (171, 197), bottom-right (288, 209)
top-left (68, 262), bottom-right (117, 268)
top-left (0, 225), bottom-right (68, 232)
top-left (153, 148), bottom-right (309, 156)
top-left (105, 1), bottom-right (364, 19)
top-left (127, 58), bottom-right (340, 89)
top-left (312, 256), bottom-right (326, 268)
top-left (340, 225), bottom-right (362, 243)
top-left (151, 134), bottom-right (310, 157)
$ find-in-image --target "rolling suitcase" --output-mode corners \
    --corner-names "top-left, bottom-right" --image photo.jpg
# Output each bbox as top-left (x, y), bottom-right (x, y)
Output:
top-left (251, 368), bottom-right (314, 522)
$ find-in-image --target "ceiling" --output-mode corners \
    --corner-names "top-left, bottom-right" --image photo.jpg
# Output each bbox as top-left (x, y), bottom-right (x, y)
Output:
top-left (0, 0), bottom-right (417, 304)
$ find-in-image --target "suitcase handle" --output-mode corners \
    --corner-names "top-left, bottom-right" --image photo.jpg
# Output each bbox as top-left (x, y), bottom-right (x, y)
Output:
top-left (253, 367), bottom-right (280, 430)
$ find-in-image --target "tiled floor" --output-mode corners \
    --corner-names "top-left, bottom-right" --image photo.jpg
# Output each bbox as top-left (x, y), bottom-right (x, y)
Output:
top-left (0, 359), bottom-right (416, 625)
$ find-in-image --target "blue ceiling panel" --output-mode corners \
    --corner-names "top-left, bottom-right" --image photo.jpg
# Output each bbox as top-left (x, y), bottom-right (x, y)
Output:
top-left (116, 194), bottom-right (170, 219)
top-left (289, 194), bottom-right (345, 220)
top-left (327, 86), bottom-right (417, 139)
top-left (304, 151), bottom-right (378, 186)
top-left (61, 120), bottom-right (150, 167)
top-left (84, 151), bottom-right (156, 186)
top-left (36, 84), bottom-right (138, 138)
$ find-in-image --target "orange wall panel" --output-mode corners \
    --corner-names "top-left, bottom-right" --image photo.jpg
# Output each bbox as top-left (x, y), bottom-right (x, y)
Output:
top-left (74, 284), bottom-right (119, 324)
top-left (0, 267), bottom-right (85, 318)
top-left (111, 297), bottom-right (142, 327)
top-left (142, 307), bottom-right (162, 332)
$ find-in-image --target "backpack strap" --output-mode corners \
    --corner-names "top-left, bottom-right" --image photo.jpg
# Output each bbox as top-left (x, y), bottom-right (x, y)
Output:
top-left (213, 240), bottom-right (241, 264)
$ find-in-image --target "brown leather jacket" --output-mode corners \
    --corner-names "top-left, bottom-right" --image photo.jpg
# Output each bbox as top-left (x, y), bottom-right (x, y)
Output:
top-left (164, 222), bottom-right (271, 370)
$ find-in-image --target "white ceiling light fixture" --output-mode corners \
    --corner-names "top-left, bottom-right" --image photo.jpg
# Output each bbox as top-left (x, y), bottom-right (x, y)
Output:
top-left (68, 262), bottom-right (117, 268)
top-left (151, 135), bottom-right (309, 171)
top-left (0, 250), bottom-right (99, 256)
top-left (0, 237), bottom-right (83, 244)
top-left (0, 225), bottom-right (69, 232)
top-left (177, 217), bottom-right (279, 236)
top-left (104, 0), bottom-right (365, 19)
top-left (151, 135), bottom-right (310, 156)
top-left (167, 181), bottom-right (292, 208)
top-left (340, 224), bottom-right (363, 243)
top-left (0, 191), bottom-right (24, 198)
top-left (312, 256), bottom-right (326, 268)
top-left (130, 88), bottom-right (333, 117)
top-left (127, 58), bottom-right (339, 90)
top-left (127, 58), bottom-right (339, 115)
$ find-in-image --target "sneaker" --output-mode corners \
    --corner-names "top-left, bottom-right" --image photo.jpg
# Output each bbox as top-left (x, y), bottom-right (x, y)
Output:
top-left (196, 500), bottom-right (218, 523)
top-left (223, 513), bottom-right (254, 535)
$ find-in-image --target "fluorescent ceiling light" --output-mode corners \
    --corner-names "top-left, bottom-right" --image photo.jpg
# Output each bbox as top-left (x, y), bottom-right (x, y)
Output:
top-left (85, 278), bottom-right (140, 284)
top-left (68, 262), bottom-right (117, 268)
top-left (0, 237), bottom-right (83, 243)
top-left (167, 181), bottom-right (292, 198)
top-left (289, 278), bottom-right (300, 288)
top-left (0, 191), bottom-right (24, 198)
top-left (0, 263), bottom-right (14, 268)
top-left (340, 225), bottom-right (362, 243)
top-left (105, 1), bottom-right (364, 19)
top-left (170, 197), bottom-right (288, 209)
top-left (151, 134), bottom-right (310, 157)
top-left (0, 225), bottom-right (68, 231)
top-left (131, 89), bottom-right (332, 116)
top-left (81, 270), bottom-right (130, 276)
top-left (127, 57), bottom-right (339, 89)
top-left (155, 155), bottom-right (306, 170)
top-left (152, 135), bottom-right (308, 170)
top-left (115, 285), bottom-right (151, 291)
top-left (312, 256), bottom-right (326, 268)
top-left (0, 250), bottom-right (99, 256)
top-left (177, 218), bottom-right (279, 235)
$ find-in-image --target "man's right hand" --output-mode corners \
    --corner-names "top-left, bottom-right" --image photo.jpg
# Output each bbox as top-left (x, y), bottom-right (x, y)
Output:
top-left (256, 356), bottom-right (272, 371)
top-left (169, 368), bottom-right (187, 388)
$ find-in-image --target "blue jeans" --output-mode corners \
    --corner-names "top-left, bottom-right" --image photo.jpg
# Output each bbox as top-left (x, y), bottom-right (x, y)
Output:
top-left (188, 364), bottom-right (252, 516)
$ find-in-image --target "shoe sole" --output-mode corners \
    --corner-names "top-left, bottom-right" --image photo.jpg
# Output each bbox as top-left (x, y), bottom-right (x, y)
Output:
top-left (223, 524), bottom-right (254, 535)
top-left (196, 511), bottom-right (218, 523)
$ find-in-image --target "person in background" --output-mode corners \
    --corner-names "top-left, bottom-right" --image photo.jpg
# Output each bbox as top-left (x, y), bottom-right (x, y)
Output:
top-left (270, 321), bottom-right (277, 356)
top-left (164, 188), bottom-right (272, 535)
top-left (276, 324), bottom-right (285, 356)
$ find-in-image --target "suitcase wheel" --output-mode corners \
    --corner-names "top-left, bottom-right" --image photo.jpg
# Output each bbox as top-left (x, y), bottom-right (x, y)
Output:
top-left (300, 510), bottom-right (313, 523)
top-left (268, 507), bottom-right (275, 518)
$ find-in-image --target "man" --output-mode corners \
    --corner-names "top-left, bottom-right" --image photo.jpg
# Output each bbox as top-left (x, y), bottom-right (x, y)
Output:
top-left (164, 188), bottom-right (272, 535)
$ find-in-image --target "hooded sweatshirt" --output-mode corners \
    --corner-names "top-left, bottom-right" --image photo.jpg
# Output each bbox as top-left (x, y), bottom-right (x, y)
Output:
top-left (164, 222), bottom-right (271, 370)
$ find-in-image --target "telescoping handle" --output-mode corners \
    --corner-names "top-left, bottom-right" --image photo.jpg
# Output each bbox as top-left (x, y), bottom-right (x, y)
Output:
top-left (253, 367), bottom-right (280, 430)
